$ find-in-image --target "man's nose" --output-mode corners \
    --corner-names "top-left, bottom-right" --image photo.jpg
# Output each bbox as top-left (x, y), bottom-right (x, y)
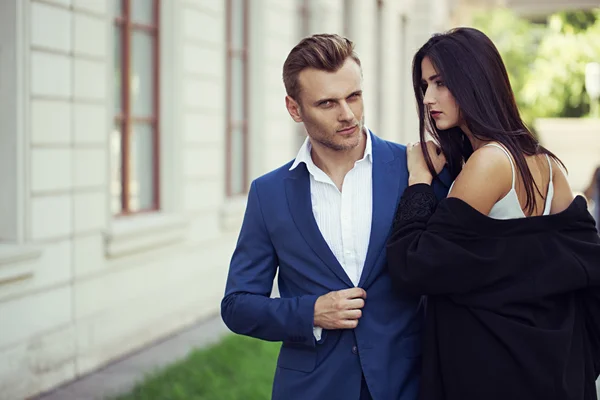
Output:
top-left (338, 101), bottom-right (354, 121)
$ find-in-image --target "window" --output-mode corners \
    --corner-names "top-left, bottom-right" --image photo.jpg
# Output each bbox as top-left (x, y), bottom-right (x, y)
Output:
top-left (112, 0), bottom-right (160, 215)
top-left (398, 14), bottom-right (410, 143)
top-left (0, 0), bottom-right (22, 242)
top-left (299, 0), bottom-right (311, 37)
top-left (343, 0), bottom-right (353, 38)
top-left (295, 0), bottom-right (311, 148)
top-left (226, 0), bottom-right (249, 196)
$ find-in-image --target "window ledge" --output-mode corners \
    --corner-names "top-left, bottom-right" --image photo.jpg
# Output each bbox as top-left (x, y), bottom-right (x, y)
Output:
top-left (105, 213), bottom-right (189, 259)
top-left (0, 244), bottom-right (42, 286)
top-left (220, 196), bottom-right (248, 232)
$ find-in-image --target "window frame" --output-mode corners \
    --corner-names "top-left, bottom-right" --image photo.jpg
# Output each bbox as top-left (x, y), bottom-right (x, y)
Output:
top-left (113, 0), bottom-right (161, 215)
top-left (299, 0), bottom-right (311, 36)
top-left (225, 0), bottom-right (250, 197)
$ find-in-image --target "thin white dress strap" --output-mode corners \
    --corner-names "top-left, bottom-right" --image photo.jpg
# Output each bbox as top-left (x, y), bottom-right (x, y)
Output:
top-left (484, 143), bottom-right (515, 189)
top-left (546, 154), bottom-right (552, 173)
top-left (543, 154), bottom-right (554, 215)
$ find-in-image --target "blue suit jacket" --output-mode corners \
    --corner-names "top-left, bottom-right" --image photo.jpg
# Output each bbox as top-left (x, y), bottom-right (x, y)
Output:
top-left (221, 132), bottom-right (449, 400)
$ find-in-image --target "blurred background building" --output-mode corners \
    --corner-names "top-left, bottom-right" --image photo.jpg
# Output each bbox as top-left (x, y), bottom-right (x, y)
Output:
top-left (0, 0), bottom-right (598, 399)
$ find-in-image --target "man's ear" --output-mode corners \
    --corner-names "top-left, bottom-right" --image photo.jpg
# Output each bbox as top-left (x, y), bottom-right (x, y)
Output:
top-left (285, 96), bottom-right (303, 123)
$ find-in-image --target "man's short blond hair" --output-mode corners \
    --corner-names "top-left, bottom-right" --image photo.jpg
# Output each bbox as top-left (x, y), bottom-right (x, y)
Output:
top-left (282, 33), bottom-right (361, 102)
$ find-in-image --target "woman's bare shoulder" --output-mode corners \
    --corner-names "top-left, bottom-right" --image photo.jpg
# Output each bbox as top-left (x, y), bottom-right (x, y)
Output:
top-left (448, 145), bottom-right (513, 215)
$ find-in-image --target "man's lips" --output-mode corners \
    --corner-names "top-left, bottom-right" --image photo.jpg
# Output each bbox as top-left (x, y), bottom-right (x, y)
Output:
top-left (337, 125), bottom-right (357, 135)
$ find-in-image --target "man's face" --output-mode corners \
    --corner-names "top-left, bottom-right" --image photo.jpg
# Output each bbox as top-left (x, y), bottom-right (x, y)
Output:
top-left (287, 58), bottom-right (364, 152)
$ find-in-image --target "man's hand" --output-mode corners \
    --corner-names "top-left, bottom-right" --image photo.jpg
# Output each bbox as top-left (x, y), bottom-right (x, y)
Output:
top-left (313, 288), bottom-right (367, 330)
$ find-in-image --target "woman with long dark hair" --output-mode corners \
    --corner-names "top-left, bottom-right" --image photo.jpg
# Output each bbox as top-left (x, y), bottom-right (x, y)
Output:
top-left (386, 27), bottom-right (600, 399)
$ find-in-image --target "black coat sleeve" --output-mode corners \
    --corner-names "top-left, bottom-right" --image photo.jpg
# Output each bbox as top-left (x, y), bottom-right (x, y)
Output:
top-left (386, 184), bottom-right (516, 296)
top-left (583, 231), bottom-right (600, 378)
top-left (584, 288), bottom-right (600, 378)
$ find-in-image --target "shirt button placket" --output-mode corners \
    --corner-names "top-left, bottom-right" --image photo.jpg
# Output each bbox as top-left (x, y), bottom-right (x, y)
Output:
top-left (341, 173), bottom-right (355, 284)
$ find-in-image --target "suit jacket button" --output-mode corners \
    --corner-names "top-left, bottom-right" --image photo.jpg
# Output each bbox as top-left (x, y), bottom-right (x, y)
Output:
top-left (352, 346), bottom-right (358, 355)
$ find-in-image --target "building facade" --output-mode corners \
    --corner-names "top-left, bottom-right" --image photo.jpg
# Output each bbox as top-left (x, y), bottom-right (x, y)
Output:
top-left (0, 0), bottom-right (451, 398)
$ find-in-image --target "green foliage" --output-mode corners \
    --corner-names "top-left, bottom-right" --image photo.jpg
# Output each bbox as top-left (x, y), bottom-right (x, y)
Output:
top-left (470, 7), bottom-right (600, 123)
top-left (521, 10), bottom-right (600, 119)
top-left (110, 335), bottom-right (280, 400)
top-left (470, 8), bottom-right (543, 94)
top-left (552, 9), bottom-right (598, 33)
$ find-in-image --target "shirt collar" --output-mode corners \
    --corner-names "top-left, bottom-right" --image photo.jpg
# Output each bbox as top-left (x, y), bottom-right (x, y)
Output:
top-left (289, 126), bottom-right (373, 172)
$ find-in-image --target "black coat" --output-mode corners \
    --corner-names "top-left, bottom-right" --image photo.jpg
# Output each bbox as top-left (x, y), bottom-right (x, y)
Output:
top-left (386, 184), bottom-right (600, 400)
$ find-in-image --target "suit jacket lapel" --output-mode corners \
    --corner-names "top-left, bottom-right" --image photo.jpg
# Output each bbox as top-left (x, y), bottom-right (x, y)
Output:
top-left (359, 134), bottom-right (407, 286)
top-left (285, 165), bottom-right (354, 287)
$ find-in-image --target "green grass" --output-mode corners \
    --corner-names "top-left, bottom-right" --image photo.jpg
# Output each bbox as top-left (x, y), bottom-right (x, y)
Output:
top-left (111, 334), bottom-right (280, 400)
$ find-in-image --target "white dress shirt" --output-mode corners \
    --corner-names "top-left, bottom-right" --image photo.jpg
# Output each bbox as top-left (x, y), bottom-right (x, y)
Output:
top-left (289, 128), bottom-right (373, 340)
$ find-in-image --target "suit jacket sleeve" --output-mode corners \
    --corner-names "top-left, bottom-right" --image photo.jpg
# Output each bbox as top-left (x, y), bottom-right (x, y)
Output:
top-left (432, 166), bottom-right (452, 201)
top-left (220, 180), bottom-right (319, 348)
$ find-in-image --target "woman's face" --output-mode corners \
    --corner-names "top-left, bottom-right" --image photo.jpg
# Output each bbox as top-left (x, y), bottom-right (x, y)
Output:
top-left (420, 56), bottom-right (461, 131)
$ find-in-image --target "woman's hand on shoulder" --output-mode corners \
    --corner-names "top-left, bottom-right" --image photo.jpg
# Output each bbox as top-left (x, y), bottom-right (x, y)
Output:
top-left (407, 140), bottom-right (447, 185)
top-left (447, 145), bottom-right (513, 215)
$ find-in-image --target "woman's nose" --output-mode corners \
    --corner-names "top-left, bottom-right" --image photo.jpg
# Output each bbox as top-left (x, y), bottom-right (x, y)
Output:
top-left (423, 88), bottom-right (435, 105)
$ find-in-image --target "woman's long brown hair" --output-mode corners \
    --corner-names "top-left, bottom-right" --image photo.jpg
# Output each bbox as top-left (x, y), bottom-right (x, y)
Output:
top-left (412, 27), bottom-right (565, 215)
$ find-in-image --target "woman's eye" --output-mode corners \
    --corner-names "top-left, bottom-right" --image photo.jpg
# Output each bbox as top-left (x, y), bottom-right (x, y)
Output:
top-left (436, 80), bottom-right (445, 87)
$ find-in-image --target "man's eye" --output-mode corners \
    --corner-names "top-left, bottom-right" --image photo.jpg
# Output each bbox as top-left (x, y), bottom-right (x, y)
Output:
top-left (320, 101), bottom-right (332, 107)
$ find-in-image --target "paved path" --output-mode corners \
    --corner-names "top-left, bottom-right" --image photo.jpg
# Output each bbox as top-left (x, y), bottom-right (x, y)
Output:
top-left (33, 316), bottom-right (229, 400)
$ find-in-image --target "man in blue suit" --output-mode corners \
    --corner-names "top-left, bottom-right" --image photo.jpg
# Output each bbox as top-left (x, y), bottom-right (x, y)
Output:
top-left (221, 34), bottom-right (447, 400)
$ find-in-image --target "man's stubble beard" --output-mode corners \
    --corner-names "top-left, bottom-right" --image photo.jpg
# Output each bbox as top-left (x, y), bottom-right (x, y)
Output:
top-left (308, 116), bottom-right (365, 152)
